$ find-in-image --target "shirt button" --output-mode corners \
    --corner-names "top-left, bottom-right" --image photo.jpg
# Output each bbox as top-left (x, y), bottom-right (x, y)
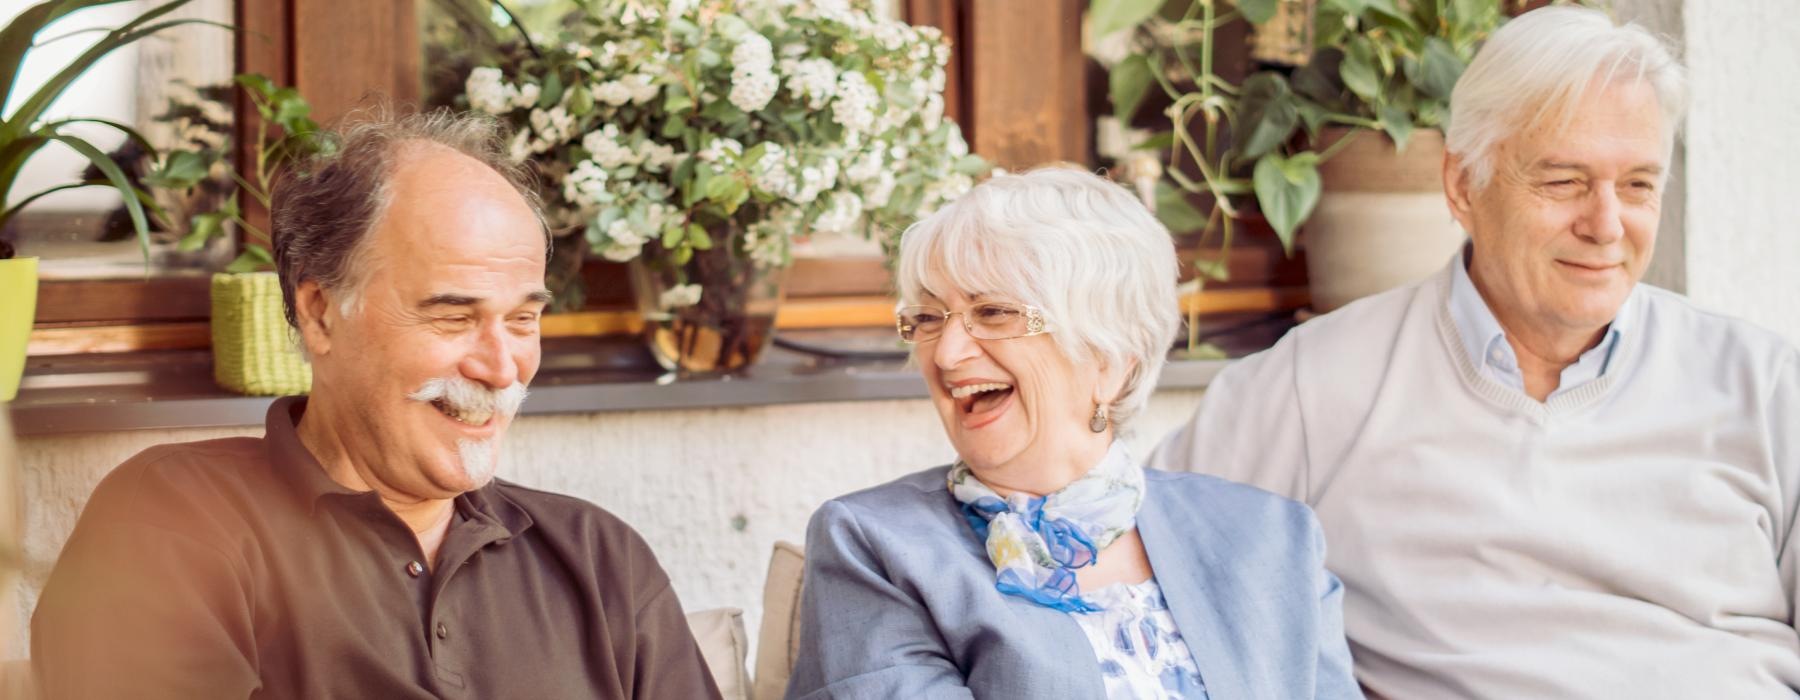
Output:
top-left (406, 561), bottom-right (425, 577)
top-left (436, 622), bottom-right (450, 640)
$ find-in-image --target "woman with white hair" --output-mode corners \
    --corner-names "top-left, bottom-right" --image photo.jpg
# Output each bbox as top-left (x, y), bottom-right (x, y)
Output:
top-left (786, 168), bottom-right (1361, 699)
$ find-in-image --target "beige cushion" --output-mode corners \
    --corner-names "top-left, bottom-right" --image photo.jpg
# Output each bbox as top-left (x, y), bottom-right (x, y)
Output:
top-left (686, 607), bottom-right (751, 700)
top-left (752, 540), bottom-right (805, 700)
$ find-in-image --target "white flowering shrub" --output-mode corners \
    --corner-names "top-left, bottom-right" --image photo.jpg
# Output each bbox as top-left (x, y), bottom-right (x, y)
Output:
top-left (460, 0), bottom-right (985, 307)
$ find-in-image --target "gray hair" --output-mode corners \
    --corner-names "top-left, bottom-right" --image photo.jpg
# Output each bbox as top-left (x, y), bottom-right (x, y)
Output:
top-left (1446, 5), bottom-right (1687, 189)
top-left (271, 108), bottom-right (548, 332)
top-left (895, 167), bottom-right (1181, 435)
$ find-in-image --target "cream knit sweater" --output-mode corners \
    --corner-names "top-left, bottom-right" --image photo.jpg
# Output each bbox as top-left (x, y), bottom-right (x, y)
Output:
top-left (1151, 260), bottom-right (1800, 698)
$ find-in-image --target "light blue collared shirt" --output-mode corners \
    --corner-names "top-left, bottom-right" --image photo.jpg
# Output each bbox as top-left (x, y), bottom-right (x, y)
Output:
top-left (1448, 247), bottom-right (1634, 400)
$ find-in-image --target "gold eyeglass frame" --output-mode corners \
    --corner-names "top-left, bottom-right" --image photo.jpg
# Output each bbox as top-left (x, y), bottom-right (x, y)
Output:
top-left (894, 302), bottom-right (1049, 344)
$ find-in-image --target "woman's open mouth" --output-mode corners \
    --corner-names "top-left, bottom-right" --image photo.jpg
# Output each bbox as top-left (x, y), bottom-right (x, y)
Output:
top-left (950, 382), bottom-right (1015, 429)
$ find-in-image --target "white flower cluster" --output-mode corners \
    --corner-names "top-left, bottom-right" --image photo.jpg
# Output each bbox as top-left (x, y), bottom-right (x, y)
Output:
top-left (466, 0), bottom-right (980, 273)
top-left (698, 137), bottom-right (743, 164)
top-left (594, 74), bottom-right (659, 107)
top-left (813, 191), bottom-right (863, 235)
top-left (781, 57), bottom-right (838, 109)
top-left (659, 283), bottom-right (703, 309)
top-left (465, 66), bottom-right (540, 114)
top-left (832, 71), bottom-right (879, 136)
top-left (563, 160), bottom-right (611, 210)
top-left (529, 106), bottom-right (576, 146)
top-left (582, 124), bottom-right (637, 169)
top-left (741, 206), bottom-right (800, 268)
top-left (728, 33), bottom-right (778, 113)
top-left (597, 202), bottom-right (677, 262)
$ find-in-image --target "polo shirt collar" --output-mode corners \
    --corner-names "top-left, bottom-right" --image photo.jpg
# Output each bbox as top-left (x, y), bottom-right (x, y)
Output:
top-left (263, 396), bottom-right (533, 540)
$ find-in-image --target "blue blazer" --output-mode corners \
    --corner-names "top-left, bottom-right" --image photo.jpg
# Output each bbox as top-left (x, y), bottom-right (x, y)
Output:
top-left (786, 466), bottom-right (1362, 700)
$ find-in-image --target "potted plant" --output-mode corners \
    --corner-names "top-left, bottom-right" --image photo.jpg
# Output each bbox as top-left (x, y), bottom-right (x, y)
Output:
top-left (457, 0), bottom-right (986, 374)
top-left (0, 0), bottom-right (227, 261)
top-left (0, 241), bottom-right (32, 402)
top-left (154, 74), bottom-right (324, 395)
top-left (1096, 0), bottom-right (1518, 312)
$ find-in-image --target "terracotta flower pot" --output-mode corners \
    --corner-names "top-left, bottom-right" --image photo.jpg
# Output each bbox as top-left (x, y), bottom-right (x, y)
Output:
top-left (1304, 127), bottom-right (1466, 312)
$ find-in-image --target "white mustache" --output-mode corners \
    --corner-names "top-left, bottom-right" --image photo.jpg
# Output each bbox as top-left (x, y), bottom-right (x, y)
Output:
top-left (406, 377), bottom-right (529, 421)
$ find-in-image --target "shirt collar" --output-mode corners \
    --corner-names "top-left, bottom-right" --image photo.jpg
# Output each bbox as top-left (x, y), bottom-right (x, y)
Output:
top-left (1448, 246), bottom-right (1511, 373)
top-left (263, 396), bottom-right (532, 540)
top-left (1446, 246), bottom-right (1638, 391)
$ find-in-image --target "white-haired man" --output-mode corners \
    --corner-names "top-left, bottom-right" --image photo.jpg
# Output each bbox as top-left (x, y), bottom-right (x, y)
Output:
top-left (1151, 6), bottom-right (1800, 698)
top-left (31, 112), bottom-right (722, 699)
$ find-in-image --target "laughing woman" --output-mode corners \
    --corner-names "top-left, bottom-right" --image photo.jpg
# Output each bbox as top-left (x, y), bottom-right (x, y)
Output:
top-left (786, 168), bottom-right (1362, 700)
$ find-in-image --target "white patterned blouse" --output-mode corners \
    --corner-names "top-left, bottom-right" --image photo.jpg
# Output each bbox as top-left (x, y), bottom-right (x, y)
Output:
top-left (1071, 577), bottom-right (1208, 699)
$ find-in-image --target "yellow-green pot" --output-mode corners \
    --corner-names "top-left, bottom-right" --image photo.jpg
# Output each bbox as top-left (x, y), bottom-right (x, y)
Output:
top-left (0, 257), bottom-right (36, 402)
top-left (210, 271), bottom-right (310, 396)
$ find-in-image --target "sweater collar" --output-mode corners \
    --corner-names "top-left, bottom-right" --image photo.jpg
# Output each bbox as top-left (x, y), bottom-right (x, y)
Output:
top-left (1447, 245), bottom-right (1637, 399)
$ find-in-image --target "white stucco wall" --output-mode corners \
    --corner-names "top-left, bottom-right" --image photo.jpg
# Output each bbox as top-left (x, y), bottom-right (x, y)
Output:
top-left (6, 390), bottom-right (1206, 664)
top-left (1680, 0), bottom-right (1800, 343)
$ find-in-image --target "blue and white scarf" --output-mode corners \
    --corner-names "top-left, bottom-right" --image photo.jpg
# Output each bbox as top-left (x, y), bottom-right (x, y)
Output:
top-left (947, 442), bottom-right (1145, 613)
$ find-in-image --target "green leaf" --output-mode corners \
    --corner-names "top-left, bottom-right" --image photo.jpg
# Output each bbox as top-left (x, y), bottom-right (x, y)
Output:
top-left (662, 224), bottom-right (685, 248)
top-left (225, 252), bottom-right (263, 273)
top-left (1378, 102), bottom-right (1414, 150)
top-left (1154, 181), bottom-right (1210, 234)
top-left (144, 149), bottom-right (211, 189)
top-left (1252, 153), bottom-right (1321, 255)
top-left (1089, 0), bottom-right (1161, 39)
top-left (1411, 37), bottom-right (1465, 101)
top-left (234, 72), bottom-right (277, 98)
top-left (687, 224), bottom-right (713, 250)
top-left (1296, 101), bottom-right (1328, 136)
top-left (1109, 54), bottom-right (1154, 124)
top-left (10, 11), bottom-right (226, 137)
top-left (672, 245), bottom-right (694, 266)
top-left (1234, 0), bottom-right (1279, 25)
top-left (663, 87), bottom-right (695, 114)
top-left (45, 133), bottom-right (153, 260)
top-left (538, 70), bottom-right (564, 109)
top-left (1133, 131), bottom-right (1175, 150)
top-left (178, 211), bottom-right (225, 251)
top-left (1291, 49), bottom-right (1345, 108)
top-left (1320, 0), bottom-right (1367, 14)
top-left (953, 154), bottom-right (990, 176)
top-left (1340, 37), bottom-right (1381, 102)
top-left (1233, 73), bottom-right (1299, 161)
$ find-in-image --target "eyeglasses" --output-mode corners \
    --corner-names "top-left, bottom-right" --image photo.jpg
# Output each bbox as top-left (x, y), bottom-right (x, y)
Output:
top-left (895, 302), bottom-right (1048, 343)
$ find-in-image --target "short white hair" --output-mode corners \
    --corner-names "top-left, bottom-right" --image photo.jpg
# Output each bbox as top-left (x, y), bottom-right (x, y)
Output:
top-left (1446, 5), bottom-right (1687, 188)
top-left (895, 167), bottom-right (1181, 435)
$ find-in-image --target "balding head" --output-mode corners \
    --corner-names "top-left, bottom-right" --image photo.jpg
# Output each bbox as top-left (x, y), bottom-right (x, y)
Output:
top-left (271, 109), bottom-right (548, 333)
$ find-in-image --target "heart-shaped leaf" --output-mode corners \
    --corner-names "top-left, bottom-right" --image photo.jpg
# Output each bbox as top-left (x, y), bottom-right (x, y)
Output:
top-left (1109, 54), bottom-right (1155, 124)
top-left (1089, 0), bottom-right (1162, 40)
top-left (1253, 152), bottom-right (1322, 255)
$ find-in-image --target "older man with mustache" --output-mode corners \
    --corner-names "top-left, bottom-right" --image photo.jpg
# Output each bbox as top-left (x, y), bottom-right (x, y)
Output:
top-left (30, 112), bottom-right (721, 699)
top-left (1152, 6), bottom-right (1800, 699)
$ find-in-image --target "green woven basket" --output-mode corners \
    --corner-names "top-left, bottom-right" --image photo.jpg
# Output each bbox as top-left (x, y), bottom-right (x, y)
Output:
top-left (211, 272), bottom-right (311, 396)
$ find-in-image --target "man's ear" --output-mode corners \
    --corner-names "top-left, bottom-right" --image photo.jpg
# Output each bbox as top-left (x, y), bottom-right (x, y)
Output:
top-left (293, 280), bottom-right (335, 358)
top-left (1442, 151), bottom-right (1477, 234)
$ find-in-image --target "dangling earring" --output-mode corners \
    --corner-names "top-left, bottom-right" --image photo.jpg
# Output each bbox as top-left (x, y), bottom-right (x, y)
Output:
top-left (1089, 403), bottom-right (1109, 433)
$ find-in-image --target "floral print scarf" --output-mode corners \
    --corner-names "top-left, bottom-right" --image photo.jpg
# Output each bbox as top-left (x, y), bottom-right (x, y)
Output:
top-left (947, 441), bottom-right (1144, 613)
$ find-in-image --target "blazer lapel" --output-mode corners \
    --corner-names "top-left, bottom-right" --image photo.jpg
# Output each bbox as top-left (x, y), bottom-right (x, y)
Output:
top-left (1138, 485), bottom-right (1251, 698)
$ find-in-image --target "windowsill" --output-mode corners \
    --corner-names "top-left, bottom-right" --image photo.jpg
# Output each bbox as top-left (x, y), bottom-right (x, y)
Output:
top-left (7, 317), bottom-right (1293, 437)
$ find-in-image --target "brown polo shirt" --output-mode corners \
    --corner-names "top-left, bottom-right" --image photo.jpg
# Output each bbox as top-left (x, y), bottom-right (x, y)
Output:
top-left (31, 397), bottom-right (721, 700)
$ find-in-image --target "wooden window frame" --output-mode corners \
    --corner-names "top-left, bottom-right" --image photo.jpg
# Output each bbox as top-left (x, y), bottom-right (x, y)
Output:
top-left (29, 0), bottom-right (1307, 356)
